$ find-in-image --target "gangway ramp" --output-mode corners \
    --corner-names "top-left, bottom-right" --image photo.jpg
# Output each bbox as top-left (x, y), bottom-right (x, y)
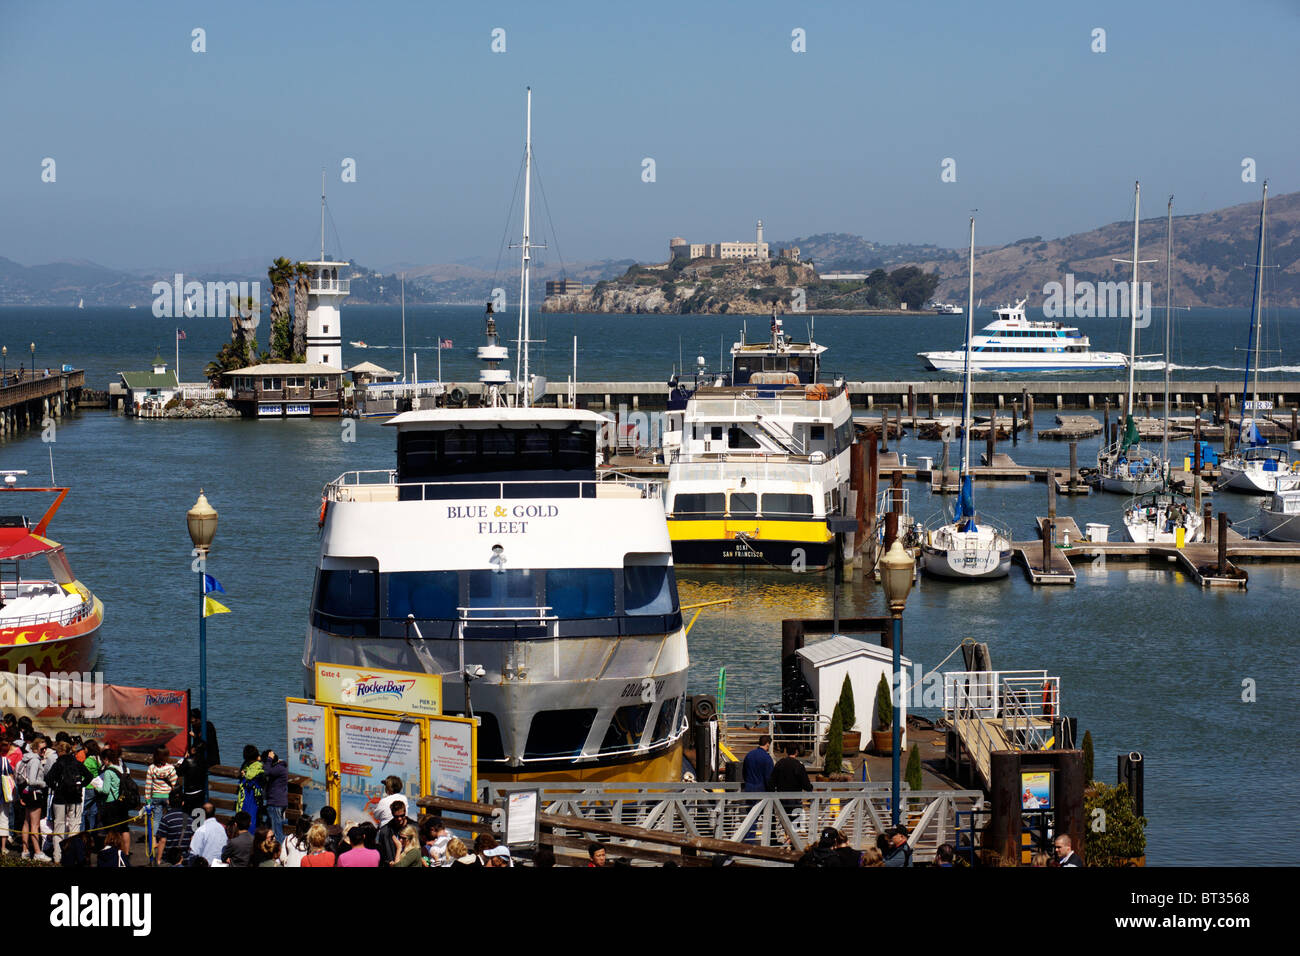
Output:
top-left (943, 670), bottom-right (1060, 793)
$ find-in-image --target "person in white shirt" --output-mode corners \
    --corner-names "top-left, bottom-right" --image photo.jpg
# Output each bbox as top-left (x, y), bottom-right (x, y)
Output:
top-left (373, 775), bottom-right (405, 827)
top-left (189, 802), bottom-right (228, 865)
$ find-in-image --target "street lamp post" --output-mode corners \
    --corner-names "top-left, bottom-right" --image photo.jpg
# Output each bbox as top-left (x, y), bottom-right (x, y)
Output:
top-left (29, 343), bottom-right (35, 378)
top-left (186, 490), bottom-right (218, 796)
top-left (879, 538), bottom-right (915, 828)
top-left (2, 346), bottom-right (7, 385)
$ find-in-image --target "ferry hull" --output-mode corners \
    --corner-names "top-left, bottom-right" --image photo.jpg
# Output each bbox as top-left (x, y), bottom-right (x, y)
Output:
top-left (919, 352), bottom-right (1127, 373)
top-left (0, 601), bottom-right (103, 674)
top-left (669, 536), bottom-right (835, 570)
top-left (304, 624), bottom-right (690, 780)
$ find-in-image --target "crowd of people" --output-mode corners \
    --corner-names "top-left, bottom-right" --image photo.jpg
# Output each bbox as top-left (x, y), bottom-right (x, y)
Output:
top-left (3, 715), bottom-right (1082, 868)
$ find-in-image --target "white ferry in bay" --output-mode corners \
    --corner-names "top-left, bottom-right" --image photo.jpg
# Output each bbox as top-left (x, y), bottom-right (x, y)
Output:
top-left (663, 316), bottom-right (855, 570)
top-left (919, 298), bottom-right (1127, 373)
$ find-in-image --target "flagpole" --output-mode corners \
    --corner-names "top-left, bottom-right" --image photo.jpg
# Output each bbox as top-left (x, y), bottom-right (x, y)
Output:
top-left (176, 330), bottom-right (181, 384)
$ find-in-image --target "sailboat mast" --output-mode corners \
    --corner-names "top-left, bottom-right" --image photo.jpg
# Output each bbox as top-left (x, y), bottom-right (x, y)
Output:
top-left (961, 217), bottom-right (975, 475)
top-left (1239, 182), bottom-right (1268, 440)
top-left (1127, 181), bottom-right (1140, 418)
top-left (320, 169), bottom-right (326, 262)
top-left (400, 273), bottom-right (407, 384)
top-left (1163, 196), bottom-right (1172, 468)
top-left (521, 87), bottom-right (533, 407)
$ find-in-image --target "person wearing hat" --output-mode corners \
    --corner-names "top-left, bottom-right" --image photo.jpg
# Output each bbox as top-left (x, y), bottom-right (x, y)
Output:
top-left (483, 844), bottom-right (512, 867)
top-left (883, 825), bottom-right (913, 867)
top-left (797, 827), bottom-right (844, 867)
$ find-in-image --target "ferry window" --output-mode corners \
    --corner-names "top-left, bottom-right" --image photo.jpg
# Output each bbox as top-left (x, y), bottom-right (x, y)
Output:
top-left (556, 427), bottom-right (595, 470)
top-left (398, 432), bottom-right (439, 479)
top-left (729, 492), bottom-right (757, 517)
top-left (546, 568), bottom-right (616, 618)
top-left (728, 427), bottom-right (760, 449)
top-left (482, 430), bottom-right (517, 457)
top-left (525, 709), bottom-right (597, 759)
top-left (810, 425), bottom-right (826, 442)
top-left (442, 432), bottom-right (478, 471)
top-left (734, 358), bottom-right (755, 382)
top-left (599, 704), bottom-right (652, 754)
top-left (673, 493), bottom-right (724, 517)
top-left (651, 696), bottom-right (683, 744)
top-left (386, 571), bottom-right (459, 620)
top-left (762, 356), bottom-right (788, 372)
top-left (762, 493), bottom-right (814, 516)
top-left (315, 569), bottom-right (377, 634)
top-left (710, 426), bottom-right (723, 441)
top-left (519, 431), bottom-right (553, 459)
top-left (469, 568), bottom-right (538, 610)
top-left (624, 564), bottom-right (677, 615)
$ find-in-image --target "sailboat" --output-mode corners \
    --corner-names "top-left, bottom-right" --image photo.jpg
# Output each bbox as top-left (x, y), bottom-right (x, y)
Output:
top-left (1096, 182), bottom-right (1164, 495)
top-left (1218, 183), bottom-right (1299, 495)
top-left (921, 217), bottom-right (1012, 579)
top-left (1122, 196), bottom-right (1204, 544)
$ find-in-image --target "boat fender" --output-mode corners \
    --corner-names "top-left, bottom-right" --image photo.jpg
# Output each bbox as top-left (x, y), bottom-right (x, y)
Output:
top-left (318, 498), bottom-right (328, 528)
top-left (691, 694), bottom-right (717, 722)
top-left (449, 386), bottom-right (468, 407)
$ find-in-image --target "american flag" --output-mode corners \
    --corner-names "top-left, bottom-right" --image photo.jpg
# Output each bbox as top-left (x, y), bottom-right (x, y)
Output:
top-left (176, 329), bottom-right (187, 340)
top-left (439, 338), bottom-right (453, 348)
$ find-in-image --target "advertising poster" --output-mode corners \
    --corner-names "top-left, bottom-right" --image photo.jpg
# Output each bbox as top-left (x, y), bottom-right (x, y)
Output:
top-left (286, 700), bottom-right (328, 788)
top-left (0, 671), bottom-right (189, 755)
top-left (427, 716), bottom-right (476, 804)
top-left (336, 712), bottom-right (422, 827)
top-left (1021, 770), bottom-right (1053, 811)
top-left (316, 663), bottom-right (442, 717)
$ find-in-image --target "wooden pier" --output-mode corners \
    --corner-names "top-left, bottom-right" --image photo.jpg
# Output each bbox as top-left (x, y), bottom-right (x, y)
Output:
top-left (0, 370), bottom-right (86, 436)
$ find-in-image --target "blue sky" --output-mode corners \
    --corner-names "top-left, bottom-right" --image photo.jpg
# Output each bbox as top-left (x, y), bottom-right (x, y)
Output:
top-left (1, 0), bottom-right (1297, 271)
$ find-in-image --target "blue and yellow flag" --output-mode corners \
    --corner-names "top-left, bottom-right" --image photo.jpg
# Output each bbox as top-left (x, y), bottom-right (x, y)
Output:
top-left (203, 574), bottom-right (225, 595)
top-left (203, 596), bottom-right (231, 618)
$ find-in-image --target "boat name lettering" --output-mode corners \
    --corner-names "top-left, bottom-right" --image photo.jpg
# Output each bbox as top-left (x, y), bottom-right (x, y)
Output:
top-left (479, 521), bottom-right (528, 535)
top-left (448, 504), bottom-right (559, 520)
top-left (621, 679), bottom-right (665, 699)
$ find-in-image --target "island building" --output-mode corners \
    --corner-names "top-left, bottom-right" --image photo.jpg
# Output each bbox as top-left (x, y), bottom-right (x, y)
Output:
top-left (544, 278), bottom-right (588, 297)
top-left (119, 355), bottom-right (179, 414)
top-left (222, 363), bottom-right (345, 418)
top-left (670, 220), bottom-right (772, 262)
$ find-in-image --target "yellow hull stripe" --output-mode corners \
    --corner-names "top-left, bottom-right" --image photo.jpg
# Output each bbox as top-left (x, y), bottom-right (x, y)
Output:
top-left (481, 742), bottom-right (684, 785)
top-left (667, 518), bottom-right (833, 544)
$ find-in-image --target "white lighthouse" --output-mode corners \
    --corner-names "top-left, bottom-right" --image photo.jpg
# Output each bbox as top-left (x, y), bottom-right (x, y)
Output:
top-left (301, 259), bottom-right (349, 367)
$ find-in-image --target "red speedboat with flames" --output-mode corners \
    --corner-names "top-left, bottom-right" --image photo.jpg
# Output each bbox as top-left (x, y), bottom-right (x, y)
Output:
top-left (0, 472), bottom-right (103, 674)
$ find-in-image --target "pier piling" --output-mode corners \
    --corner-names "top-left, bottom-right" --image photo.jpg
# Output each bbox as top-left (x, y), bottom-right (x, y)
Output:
top-left (1217, 513), bottom-right (1228, 574)
top-left (1069, 441), bottom-right (1078, 490)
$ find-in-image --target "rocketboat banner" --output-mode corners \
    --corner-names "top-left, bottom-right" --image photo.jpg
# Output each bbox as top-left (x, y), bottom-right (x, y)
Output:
top-left (315, 662), bottom-right (442, 717)
top-left (0, 668), bottom-right (189, 755)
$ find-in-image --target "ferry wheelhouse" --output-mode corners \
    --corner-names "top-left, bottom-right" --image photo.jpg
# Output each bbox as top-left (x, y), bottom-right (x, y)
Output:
top-left (919, 299), bottom-right (1126, 372)
top-left (0, 475), bottom-right (103, 674)
top-left (664, 317), bottom-right (854, 570)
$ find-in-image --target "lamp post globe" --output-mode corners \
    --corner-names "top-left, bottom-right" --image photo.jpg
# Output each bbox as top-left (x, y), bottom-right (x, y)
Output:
top-left (29, 342), bottom-right (34, 376)
top-left (187, 489), bottom-right (218, 552)
top-left (880, 538), bottom-right (915, 615)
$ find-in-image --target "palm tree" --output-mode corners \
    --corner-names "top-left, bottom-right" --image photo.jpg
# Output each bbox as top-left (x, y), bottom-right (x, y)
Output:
top-left (293, 262), bottom-right (312, 360)
top-left (267, 257), bottom-right (294, 360)
top-left (206, 295), bottom-right (261, 383)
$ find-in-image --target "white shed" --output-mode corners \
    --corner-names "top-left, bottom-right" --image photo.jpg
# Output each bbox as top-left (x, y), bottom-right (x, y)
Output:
top-left (796, 636), bottom-right (911, 746)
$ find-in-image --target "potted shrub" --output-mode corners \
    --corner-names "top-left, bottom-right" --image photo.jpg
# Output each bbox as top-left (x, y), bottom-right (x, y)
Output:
top-left (871, 672), bottom-right (893, 755)
top-left (838, 675), bottom-right (861, 756)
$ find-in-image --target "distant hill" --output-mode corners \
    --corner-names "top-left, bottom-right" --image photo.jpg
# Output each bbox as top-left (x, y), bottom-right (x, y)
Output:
top-left (890, 191), bottom-right (1300, 309)
top-left (4, 192), bottom-right (1296, 308)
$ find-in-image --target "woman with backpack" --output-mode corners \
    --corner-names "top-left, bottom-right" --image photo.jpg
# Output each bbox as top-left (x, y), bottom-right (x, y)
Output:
top-left (235, 744), bottom-right (266, 831)
top-left (79, 740), bottom-right (103, 841)
top-left (45, 741), bottom-right (88, 864)
top-left (91, 745), bottom-right (137, 858)
top-left (17, 736), bottom-right (54, 861)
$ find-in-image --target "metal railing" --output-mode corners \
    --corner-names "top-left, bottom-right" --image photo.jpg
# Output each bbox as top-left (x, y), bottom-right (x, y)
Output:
top-left (0, 597), bottom-right (94, 630)
top-left (326, 469), bottom-right (662, 502)
top-left (737, 393), bottom-right (806, 455)
top-left (483, 781), bottom-right (984, 861)
top-left (719, 711), bottom-right (831, 760)
top-left (943, 669), bottom-right (1058, 720)
top-left (308, 278), bottom-right (350, 293)
top-left (179, 386), bottom-right (232, 400)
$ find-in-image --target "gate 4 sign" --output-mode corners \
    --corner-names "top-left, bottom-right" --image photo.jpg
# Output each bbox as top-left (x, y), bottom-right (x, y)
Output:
top-left (315, 663), bottom-right (442, 717)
